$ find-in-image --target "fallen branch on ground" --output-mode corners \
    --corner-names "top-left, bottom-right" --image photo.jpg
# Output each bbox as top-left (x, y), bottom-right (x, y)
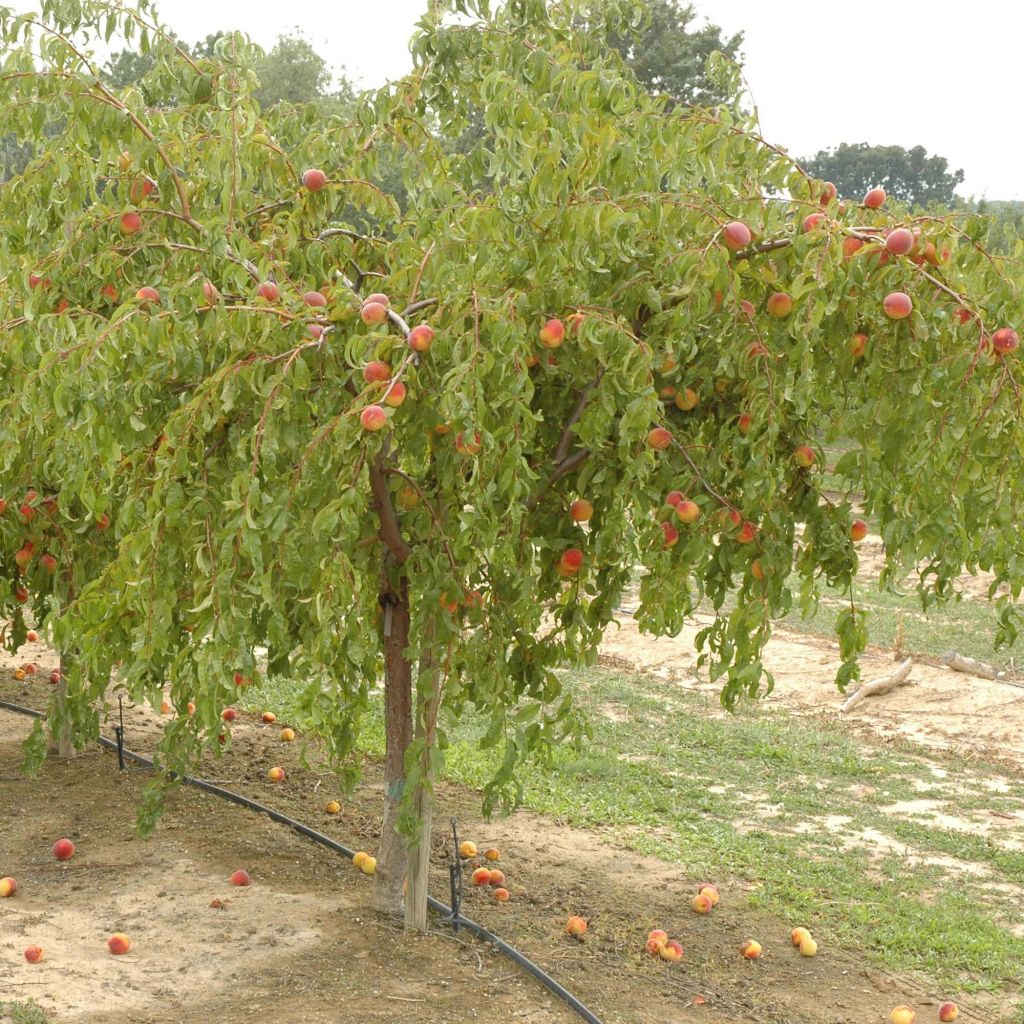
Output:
top-left (939, 650), bottom-right (1004, 680)
top-left (840, 658), bottom-right (913, 713)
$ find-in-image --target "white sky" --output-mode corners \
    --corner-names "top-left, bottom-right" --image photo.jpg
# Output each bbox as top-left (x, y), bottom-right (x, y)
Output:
top-left (131, 1), bottom-right (1020, 199)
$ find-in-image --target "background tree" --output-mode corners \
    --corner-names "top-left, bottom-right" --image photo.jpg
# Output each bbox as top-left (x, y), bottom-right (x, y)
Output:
top-left (802, 142), bottom-right (965, 210)
top-left (605, 0), bottom-right (744, 107)
top-left (1, 0), bottom-right (1021, 938)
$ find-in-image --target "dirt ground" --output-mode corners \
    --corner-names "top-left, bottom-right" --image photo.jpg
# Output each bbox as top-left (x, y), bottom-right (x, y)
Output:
top-left (0, 687), bottom-right (981, 1024)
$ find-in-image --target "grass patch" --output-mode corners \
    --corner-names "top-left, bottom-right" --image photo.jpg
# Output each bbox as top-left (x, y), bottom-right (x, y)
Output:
top-left (0, 1002), bottom-right (50, 1024)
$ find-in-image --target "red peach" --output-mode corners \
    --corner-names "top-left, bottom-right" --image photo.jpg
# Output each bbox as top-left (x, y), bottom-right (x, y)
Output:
top-left (559, 548), bottom-right (584, 573)
top-left (40, 554), bottom-right (57, 573)
top-left (675, 500), bottom-right (700, 524)
top-left (129, 177), bottom-right (154, 203)
top-left (0, 877), bottom-right (17, 897)
top-left (135, 286), bottom-right (159, 304)
top-left (229, 869), bottom-right (251, 886)
top-left (864, 187), bottom-right (886, 209)
top-left (665, 490), bottom-right (684, 507)
top-left (646, 935), bottom-right (666, 956)
top-left (736, 522), bottom-right (757, 544)
top-left (751, 559), bottom-right (765, 580)
top-left (101, 282), bottom-right (119, 302)
top-left (221, 707), bottom-right (237, 723)
top-left (659, 939), bottom-right (684, 962)
top-left (738, 414), bottom-right (752, 435)
top-left (455, 431), bottom-right (482, 455)
top-left (384, 381), bottom-right (406, 408)
top-left (766, 292), bottom-right (793, 318)
top-left (360, 301), bottom-right (389, 326)
top-left (363, 361), bottom-right (391, 383)
top-left (570, 499), bottom-right (593, 523)
top-left (303, 290), bottom-right (327, 307)
top-left (646, 427), bottom-right (672, 450)
top-left (992, 327), bottom-right (1018, 355)
top-left (842, 236), bottom-right (865, 259)
top-left (493, 887), bottom-right (510, 902)
top-left (472, 867), bottom-right (491, 886)
top-left (802, 212), bottom-right (826, 232)
top-left (566, 916), bottom-right (587, 937)
top-left (257, 281), bottom-right (279, 302)
top-left (488, 869), bottom-right (505, 886)
top-left (301, 168), bottom-right (327, 191)
top-left (261, 712), bottom-right (276, 723)
top-left (107, 933), bottom-right (131, 955)
top-left (819, 181), bottom-right (837, 205)
top-left (360, 405), bottom-right (387, 431)
top-left (24, 945), bottom-right (44, 963)
top-left (119, 211), bottom-right (142, 234)
top-left (885, 228), bottom-right (915, 256)
top-left (850, 519), bottom-right (868, 542)
top-left (539, 318), bottom-right (566, 349)
top-left (27, 631), bottom-right (38, 642)
top-left (722, 221), bottom-right (752, 251)
top-left (409, 324), bottom-right (435, 352)
top-left (53, 838), bottom-right (75, 861)
top-left (883, 292), bottom-right (913, 320)
top-left (793, 446), bottom-right (815, 468)
top-left (850, 332), bottom-right (868, 358)
top-left (938, 1002), bottom-right (958, 1022)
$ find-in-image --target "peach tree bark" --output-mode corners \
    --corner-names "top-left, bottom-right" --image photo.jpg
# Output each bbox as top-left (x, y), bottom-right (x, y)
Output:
top-left (0, 0), bottom-right (1022, 931)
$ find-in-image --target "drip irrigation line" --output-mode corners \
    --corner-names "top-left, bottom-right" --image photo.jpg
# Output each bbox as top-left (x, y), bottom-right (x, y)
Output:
top-left (0, 697), bottom-right (603, 1024)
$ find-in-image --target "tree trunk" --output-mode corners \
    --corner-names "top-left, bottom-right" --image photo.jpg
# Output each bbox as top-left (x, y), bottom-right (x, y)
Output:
top-left (375, 569), bottom-right (413, 918)
top-left (404, 615), bottom-right (443, 931)
top-left (49, 651), bottom-right (74, 758)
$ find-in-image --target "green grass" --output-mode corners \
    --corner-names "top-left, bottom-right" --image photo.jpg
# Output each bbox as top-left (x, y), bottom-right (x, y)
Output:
top-left (0, 1002), bottom-right (50, 1024)
top-left (246, 665), bottom-right (1024, 1014)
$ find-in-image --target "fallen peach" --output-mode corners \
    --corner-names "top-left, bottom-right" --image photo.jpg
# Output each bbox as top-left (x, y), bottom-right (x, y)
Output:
top-left (325, 801), bottom-right (341, 814)
top-left (889, 1007), bottom-right (915, 1024)
top-left (698, 883), bottom-right (720, 906)
top-left (938, 1002), bottom-right (958, 1022)
top-left (107, 933), bottom-right (131, 955)
top-left (493, 887), bottom-right (510, 902)
top-left (798, 936), bottom-right (817, 957)
top-left (359, 856), bottom-right (376, 876)
top-left (266, 766), bottom-right (285, 782)
top-left (459, 841), bottom-right (478, 858)
top-left (280, 728), bottom-right (296, 742)
top-left (740, 939), bottom-right (762, 959)
top-left (261, 712), bottom-right (277, 723)
top-left (488, 869), bottom-right (506, 886)
top-left (791, 927), bottom-right (811, 947)
top-left (0, 877), bottom-right (17, 897)
top-left (566, 916), bottom-right (588, 937)
top-left (353, 851), bottom-right (370, 871)
top-left (660, 939), bottom-right (683, 962)
top-left (229, 869), bottom-right (251, 886)
top-left (24, 945), bottom-right (44, 963)
top-left (221, 707), bottom-right (237, 723)
top-left (645, 936), bottom-right (666, 956)
top-left (53, 838), bottom-right (75, 861)
top-left (691, 892), bottom-right (713, 914)
top-left (472, 867), bottom-right (492, 886)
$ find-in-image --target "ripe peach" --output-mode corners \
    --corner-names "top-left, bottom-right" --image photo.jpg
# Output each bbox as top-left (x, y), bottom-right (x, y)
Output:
top-left (659, 385), bottom-right (677, 400)
top-left (746, 341), bottom-right (768, 360)
top-left (698, 883), bottom-right (720, 906)
top-left (737, 521), bottom-right (756, 544)
top-left (648, 929), bottom-right (668, 944)
top-left (570, 499), bottom-right (593, 523)
top-left (266, 766), bottom-right (285, 782)
top-left (739, 299), bottom-right (757, 319)
top-left (751, 559), bottom-right (765, 580)
top-left (359, 855), bottom-right (376, 876)
top-left (802, 212), bottom-right (825, 232)
top-left (740, 939), bottom-right (762, 959)
top-left (261, 712), bottom-right (276, 723)
top-left (539, 318), bottom-right (566, 348)
top-left (885, 228), bottom-right (915, 256)
top-left (559, 548), bottom-right (584, 574)
top-left (992, 327), bottom-right (1019, 355)
top-left (864, 187), bottom-right (886, 209)
top-left (360, 405), bottom-right (387, 431)
top-left (766, 292), bottom-right (793, 318)
top-left (791, 927), bottom-right (811, 946)
top-left (129, 177), bottom-right (154, 203)
top-left (488, 869), bottom-right (505, 886)
top-left (26, 631), bottom-right (38, 642)
top-left (409, 324), bottom-right (435, 352)
top-left (53, 838), bottom-right (75, 861)
top-left (454, 431), bottom-right (482, 456)
top-left (660, 352), bottom-right (678, 374)
top-left (459, 841), bottom-right (478, 858)
top-left (229, 869), bottom-right (251, 886)
top-left (850, 519), bottom-right (868, 542)
top-left (674, 387), bottom-right (698, 411)
top-left (660, 522), bottom-right (679, 548)
top-left (301, 168), bottom-right (327, 191)
top-left (850, 332), bottom-right (868, 359)
top-left (14, 586), bottom-right (29, 604)
top-left (0, 877), bottom-right (17, 897)
top-left (722, 221), bottom-right (752, 251)
top-left (119, 211), bottom-right (143, 234)
top-left (96, 512), bottom-right (110, 531)
top-left (646, 427), bottom-right (672, 450)
top-left (646, 935), bottom-right (666, 956)
top-left (160, 700), bottom-right (172, 714)
top-left (819, 181), bottom-right (837, 205)
top-left (221, 707), bottom-right (237, 723)
top-left (135, 286), bottom-right (159, 304)
top-left (24, 945), bottom-right (44, 963)
top-left (798, 936), bottom-right (818, 957)
top-left (938, 1002), bottom-right (958, 1022)
top-left (738, 414), bottom-right (752, 435)
top-left (665, 490), bottom-right (684, 507)
top-left (889, 1007), bottom-right (915, 1024)
top-left (107, 933), bottom-right (131, 955)
top-left (883, 292), bottom-right (913, 320)
top-left (793, 446), bottom-right (815, 468)
top-left (187, 702), bottom-right (196, 714)
top-left (12, 668), bottom-right (26, 681)
top-left (280, 728), bottom-right (296, 742)
top-left (842, 236), bottom-right (865, 259)
top-left (257, 281), bottom-right (279, 302)
top-left (353, 851), bottom-right (370, 870)
top-left (566, 916), bottom-right (587, 937)
top-left (493, 887), bottom-right (510, 902)
top-left (472, 867), bottom-right (492, 886)
top-left (360, 301), bottom-right (389, 326)
top-left (660, 939), bottom-right (683, 962)
top-left (384, 381), bottom-right (406, 408)
top-left (325, 800), bottom-right (341, 814)
top-left (691, 892), bottom-right (713, 914)
top-left (363, 360), bottom-right (391, 384)
top-left (49, 670), bottom-right (61, 684)
top-left (303, 290), bottom-right (327, 308)
top-left (675, 500), bottom-right (700, 524)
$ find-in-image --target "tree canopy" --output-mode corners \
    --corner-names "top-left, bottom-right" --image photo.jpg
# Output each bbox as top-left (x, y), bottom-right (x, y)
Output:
top-left (802, 142), bottom-right (965, 211)
top-left (1, 0), bottom-right (1020, 931)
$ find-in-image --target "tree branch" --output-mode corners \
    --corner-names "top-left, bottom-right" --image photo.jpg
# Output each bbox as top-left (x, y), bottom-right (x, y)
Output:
top-left (369, 458), bottom-right (411, 564)
top-left (526, 449), bottom-right (591, 511)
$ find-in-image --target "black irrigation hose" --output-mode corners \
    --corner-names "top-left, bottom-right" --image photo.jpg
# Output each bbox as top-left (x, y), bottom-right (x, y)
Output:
top-left (0, 698), bottom-right (603, 1024)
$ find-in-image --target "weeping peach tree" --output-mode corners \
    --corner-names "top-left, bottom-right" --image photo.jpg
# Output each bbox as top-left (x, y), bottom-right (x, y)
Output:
top-left (1, 0), bottom-right (1022, 929)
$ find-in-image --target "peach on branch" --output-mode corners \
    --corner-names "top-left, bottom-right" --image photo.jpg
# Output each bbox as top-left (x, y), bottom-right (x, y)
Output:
top-left (665, 490), bottom-right (684, 507)
top-left (738, 413), bottom-right (752, 435)
top-left (229, 869), bottom-right (251, 886)
top-left (129, 177), bottom-right (154, 203)
top-left (301, 168), bottom-right (327, 191)
top-left (883, 292), bottom-right (913, 320)
top-left (802, 212), bottom-right (826, 232)
top-left (27, 630), bottom-right (38, 642)
top-left (646, 427), bottom-right (672, 450)
top-left (96, 512), bottom-right (110, 530)
top-left (674, 387), bottom-right (698, 411)
top-left (455, 431), bottom-right (482, 455)
top-left (100, 282), bottom-right (119, 302)
top-left (14, 546), bottom-right (33, 571)
top-left (395, 486), bottom-right (420, 510)
top-left (257, 281), bottom-right (279, 302)
top-left (566, 916), bottom-right (588, 937)
top-left (539, 318), bottom-right (566, 349)
top-left (160, 700), bottom-right (172, 714)
top-left (660, 522), bottom-right (679, 548)
top-left (559, 548), bottom-right (584, 574)
top-left (303, 290), bottom-right (327, 307)
top-left (53, 838), bottom-right (75, 861)
top-left (842, 236), bottom-right (865, 259)
top-left (361, 301), bottom-right (389, 326)
top-left (675, 500), bottom-right (700, 524)
top-left (885, 228), bottom-right (915, 256)
top-left (221, 707), bottom-right (237, 723)
top-left (850, 519), bottom-right (868, 542)
top-left (766, 292), bottom-right (793, 318)
top-left (992, 327), bottom-right (1018, 355)
top-left (850, 332), bottom-right (868, 359)
top-left (107, 933), bottom-right (131, 955)
top-left (135, 286), bottom-right (159, 304)
top-left (202, 280), bottom-right (220, 303)
top-left (739, 299), bottom-right (757, 319)
top-left (736, 522), bottom-right (757, 544)
top-left (409, 324), bottom-right (435, 352)
top-left (14, 586), bottom-right (29, 604)
top-left (793, 446), bottom-right (815, 469)
top-left (384, 381), bottom-right (407, 408)
top-left (360, 405), bottom-right (388, 431)
top-left (119, 211), bottom-right (142, 233)
top-left (722, 220), bottom-right (752, 251)
top-left (0, 877), bottom-right (17, 897)
top-left (819, 181), bottom-right (837, 205)
top-left (864, 187), bottom-right (886, 209)
top-left (363, 361), bottom-right (392, 384)
top-left (570, 499), bottom-right (593, 523)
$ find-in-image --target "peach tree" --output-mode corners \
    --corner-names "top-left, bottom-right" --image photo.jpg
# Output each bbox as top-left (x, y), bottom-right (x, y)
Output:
top-left (1, 0), bottom-right (1021, 928)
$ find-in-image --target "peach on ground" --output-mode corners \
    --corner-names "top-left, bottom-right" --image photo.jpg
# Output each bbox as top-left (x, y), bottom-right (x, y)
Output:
top-left (325, 801), bottom-right (341, 814)
top-left (566, 916), bottom-right (588, 937)
top-left (698, 883), bottom-right (719, 906)
top-left (229, 870), bottom-right (251, 886)
top-left (24, 946), bottom-right (44, 963)
top-left (280, 727), bottom-right (296, 742)
top-left (221, 707), bottom-right (237, 722)
top-left (53, 838), bottom-right (75, 861)
top-left (359, 856), bottom-right (376, 876)
top-left (647, 929), bottom-right (668, 944)
top-left (261, 712), bottom-right (276, 723)
top-left (740, 939), bottom-right (762, 959)
top-left (493, 887), bottom-right (510, 902)
top-left (659, 939), bottom-right (683, 962)
top-left (645, 936), bottom-right (666, 956)
top-left (889, 1007), bottom-right (915, 1024)
top-left (798, 936), bottom-right (817, 957)
top-left (459, 841), bottom-right (478, 858)
top-left (107, 933), bottom-right (131, 955)
top-left (791, 927), bottom-right (811, 946)
top-left (488, 869), bottom-right (505, 886)
top-left (353, 851), bottom-right (370, 870)
top-left (938, 1002), bottom-right (958, 1022)
top-left (267, 767), bottom-right (285, 782)
top-left (0, 877), bottom-right (17, 897)
top-left (472, 867), bottom-right (491, 886)
top-left (691, 892), bottom-right (713, 914)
